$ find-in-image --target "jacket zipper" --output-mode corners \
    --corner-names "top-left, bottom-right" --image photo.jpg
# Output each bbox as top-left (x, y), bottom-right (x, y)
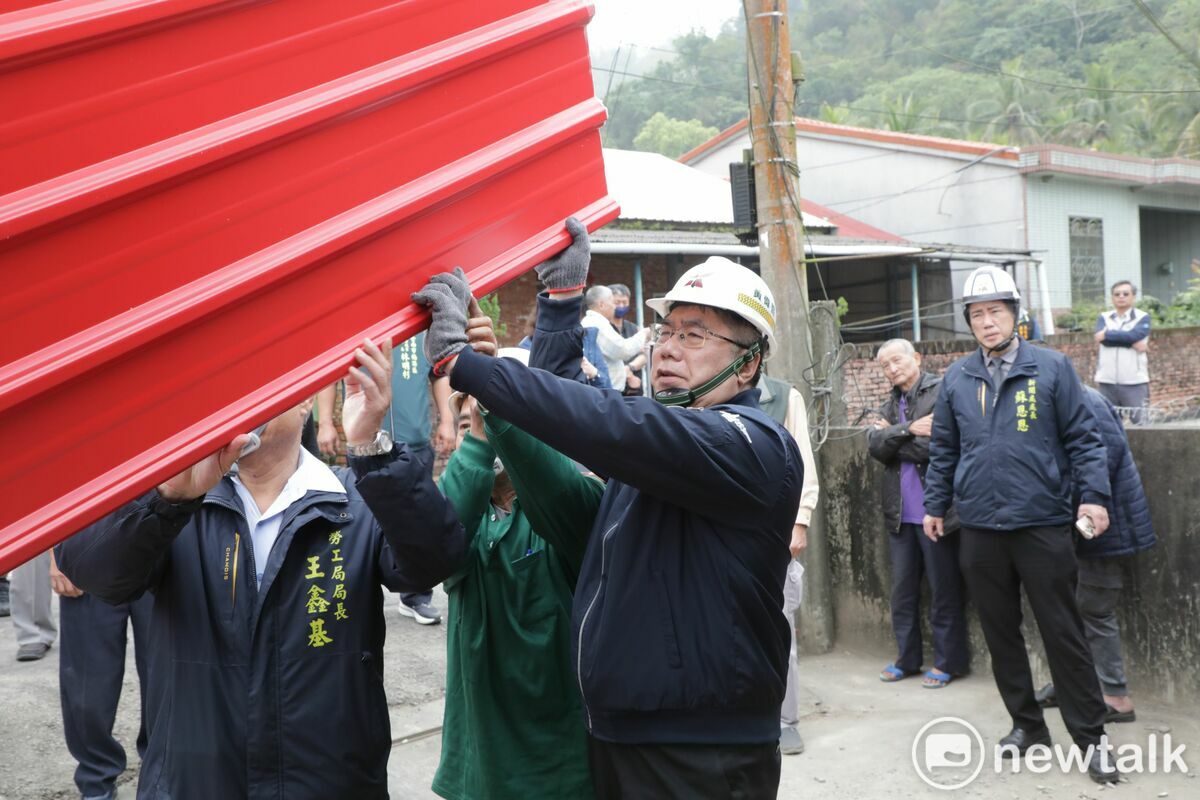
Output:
top-left (232, 532), bottom-right (240, 609)
top-left (576, 520), bottom-right (620, 729)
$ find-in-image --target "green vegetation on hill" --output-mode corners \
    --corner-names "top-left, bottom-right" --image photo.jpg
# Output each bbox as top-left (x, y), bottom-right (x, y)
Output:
top-left (601, 0), bottom-right (1200, 159)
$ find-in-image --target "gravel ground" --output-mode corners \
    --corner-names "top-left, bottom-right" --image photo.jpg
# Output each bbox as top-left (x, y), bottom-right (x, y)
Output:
top-left (0, 587), bottom-right (448, 800)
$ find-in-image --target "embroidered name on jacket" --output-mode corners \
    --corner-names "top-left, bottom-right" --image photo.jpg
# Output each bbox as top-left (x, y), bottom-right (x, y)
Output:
top-left (305, 530), bottom-right (349, 648)
top-left (1014, 378), bottom-right (1039, 433)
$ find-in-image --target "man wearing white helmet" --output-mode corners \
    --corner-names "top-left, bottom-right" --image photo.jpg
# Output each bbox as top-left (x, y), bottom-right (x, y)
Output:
top-left (412, 220), bottom-right (804, 798)
top-left (922, 266), bottom-right (1118, 784)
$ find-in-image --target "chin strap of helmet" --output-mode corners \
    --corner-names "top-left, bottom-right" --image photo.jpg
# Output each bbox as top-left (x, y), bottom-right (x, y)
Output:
top-left (654, 341), bottom-right (762, 407)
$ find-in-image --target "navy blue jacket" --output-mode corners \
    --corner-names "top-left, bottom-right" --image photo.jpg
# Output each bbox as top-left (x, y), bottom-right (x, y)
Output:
top-left (58, 447), bottom-right (466, 800)
top-left (925, 339), bottom-right (1110, 530)
top-left (1075, 387), bottom-right (1156, 558)
top-left (450, 300), bottom-right (803, 746)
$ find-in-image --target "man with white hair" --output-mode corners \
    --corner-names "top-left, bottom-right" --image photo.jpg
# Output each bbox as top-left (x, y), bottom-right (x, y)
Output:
top-left (412, 219), bottom-right (804, 798)
top-left (581, 284), bottom-right (649, 391)
top-left (867, 338), bottom-right (967, 689)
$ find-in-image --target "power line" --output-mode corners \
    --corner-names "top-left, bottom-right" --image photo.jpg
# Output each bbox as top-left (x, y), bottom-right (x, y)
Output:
top-left (897, 217), bottom-right (1026, 238)
top-left (919, 44), bottom-right (1200, 95)
top-left (796, 99), bottom-right (1059, 134)
top-left (829, 173), bottom-right (1019, 217)
top-left (590, 65), bottom-right (745, 93)
top-left (799, 148), bottom-right (908, 171)
top-left (1131, 0), bottom-right (1200, 75)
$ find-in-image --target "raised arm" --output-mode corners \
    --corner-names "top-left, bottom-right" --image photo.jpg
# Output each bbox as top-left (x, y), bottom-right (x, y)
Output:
top-left (57, 433), bottom-right (248, 603)
top-left (452, 348), bottom-right (793, 526)
top-left (485, 415), bottom-right (603, 579)
top-left (343, 337), bottom-right (468, 590)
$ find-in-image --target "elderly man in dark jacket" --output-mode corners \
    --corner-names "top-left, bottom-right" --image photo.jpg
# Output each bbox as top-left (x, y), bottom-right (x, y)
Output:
top-left (1037, 386), bottom-right (1156, 723)
top-left (868, 339), bottom-right (967, 689)
top-left (57, 340), bottom-right (468, 800)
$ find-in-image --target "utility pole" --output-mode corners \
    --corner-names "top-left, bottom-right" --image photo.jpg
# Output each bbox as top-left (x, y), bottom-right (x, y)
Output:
top-left (746, 0), bottom-right (835, 653)
top-left (745, 0), bottom-right (809, 374)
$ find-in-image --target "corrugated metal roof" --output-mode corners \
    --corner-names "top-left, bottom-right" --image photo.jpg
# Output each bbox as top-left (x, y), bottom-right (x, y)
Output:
top-left (0, 0), bottom-right (615, 570)
top-left (603, 148), bottom-right (833, 229)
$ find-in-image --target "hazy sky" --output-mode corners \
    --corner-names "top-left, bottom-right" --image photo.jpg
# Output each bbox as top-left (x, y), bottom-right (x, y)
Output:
top-left (588, 0), bottom-right (743, 51)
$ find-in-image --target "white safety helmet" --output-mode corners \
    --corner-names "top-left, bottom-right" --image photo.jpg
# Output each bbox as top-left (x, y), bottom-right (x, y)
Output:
top-left (645, 257), bottom-right (777, 357)
top-left (961, 266), bottom-right (1022, 352)
top-left (961, 266), bottom-right (1020, 315)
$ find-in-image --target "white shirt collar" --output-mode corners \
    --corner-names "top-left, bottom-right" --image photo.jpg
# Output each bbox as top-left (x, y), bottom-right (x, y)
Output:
top-left (232, 448), bottom-right (345, 523)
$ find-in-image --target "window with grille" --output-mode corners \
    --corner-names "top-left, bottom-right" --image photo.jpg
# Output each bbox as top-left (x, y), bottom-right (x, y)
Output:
top-left (1069, 217), bottom-right (1105, 304)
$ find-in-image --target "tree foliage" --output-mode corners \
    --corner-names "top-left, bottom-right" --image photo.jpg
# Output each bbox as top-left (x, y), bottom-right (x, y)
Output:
top-left (632, 113), bottom-right (720, 158)
top-left (601, 0), bottom-right (1200, 159)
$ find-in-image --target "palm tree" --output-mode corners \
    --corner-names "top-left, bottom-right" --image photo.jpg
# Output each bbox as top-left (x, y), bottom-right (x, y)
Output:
top-left (967, 57), bottom-right (1043, 145)
top-left (882, 93), bottom-right (927, 133)
top-left (1060, 64), bottom-right (1128, 150)
top-left (1178, 111), bottom-right (1200, 160)
top-left (818, 102), bottom-right (850, 125)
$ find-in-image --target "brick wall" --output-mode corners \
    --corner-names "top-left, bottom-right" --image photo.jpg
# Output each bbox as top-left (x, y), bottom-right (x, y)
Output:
top-left (842, 325), bottom-right (1200, 423)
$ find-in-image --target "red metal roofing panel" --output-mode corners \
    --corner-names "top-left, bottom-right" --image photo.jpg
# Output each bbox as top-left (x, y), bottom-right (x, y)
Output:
top-left (0, 0), bottom-right (618, 572)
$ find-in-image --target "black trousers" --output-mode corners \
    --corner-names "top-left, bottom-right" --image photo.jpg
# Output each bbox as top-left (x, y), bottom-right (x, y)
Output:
top-left (588, 736), bottom-right (780, 800)
top-left (889, 523), bottom-right (969, 674)
top-left (59, 592), bottom-right (152, 798)
top-left (959, 525), bottom-right (1107, 746)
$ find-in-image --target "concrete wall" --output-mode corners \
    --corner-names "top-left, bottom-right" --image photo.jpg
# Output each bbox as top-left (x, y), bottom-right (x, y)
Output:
top-left (812, 425), bottom-right (1200, 704)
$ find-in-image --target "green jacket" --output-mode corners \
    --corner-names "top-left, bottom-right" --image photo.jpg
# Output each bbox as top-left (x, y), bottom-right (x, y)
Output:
top-left (432, 418), bottom-right (602, 800)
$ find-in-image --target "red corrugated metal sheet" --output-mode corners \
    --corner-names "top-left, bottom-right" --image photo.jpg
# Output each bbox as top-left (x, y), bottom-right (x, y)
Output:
top-left (0, 0), bottom-right (618, 572)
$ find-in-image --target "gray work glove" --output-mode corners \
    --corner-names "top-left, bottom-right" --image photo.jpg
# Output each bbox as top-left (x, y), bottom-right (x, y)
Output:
top-left (535, 217), bottom-right (590, 293)
top-left (412, 267), bottom-right (473, 374)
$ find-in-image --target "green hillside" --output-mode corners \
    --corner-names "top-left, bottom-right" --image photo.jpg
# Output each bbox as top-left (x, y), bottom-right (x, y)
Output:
top-left (598, 0), bottom-right (1200, 159)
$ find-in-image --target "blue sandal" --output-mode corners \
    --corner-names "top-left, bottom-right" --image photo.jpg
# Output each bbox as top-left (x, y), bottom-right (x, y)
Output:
top-left (922, 669), bottom-right (953, 688)
top-left (880, 663), bottom-right (918, 682)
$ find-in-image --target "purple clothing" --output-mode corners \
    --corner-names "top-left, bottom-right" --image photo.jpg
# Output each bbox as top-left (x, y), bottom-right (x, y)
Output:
top-left (898, 396), bottom-right (926, 524)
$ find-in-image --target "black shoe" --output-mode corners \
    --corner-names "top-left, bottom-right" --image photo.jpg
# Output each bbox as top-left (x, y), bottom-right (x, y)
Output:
top-left (997, 726), bottom-right (1052, 757)
top-left (0, 577), bottom-right (9, 617)
top-left (1035, 683), bottom-right (1057, 708)
top-left (1086, 747), bottom-right (1119, 784)
top-left (1105, 703), bottom-right (1136, 723)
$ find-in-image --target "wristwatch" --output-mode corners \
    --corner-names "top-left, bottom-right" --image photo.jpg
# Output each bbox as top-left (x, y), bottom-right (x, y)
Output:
top-left (346, 429), bottom-right (394, 457)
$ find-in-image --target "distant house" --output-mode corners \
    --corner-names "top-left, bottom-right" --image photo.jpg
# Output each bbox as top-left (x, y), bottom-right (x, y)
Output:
top-left (491, 148), bottom-right (1029, 343)
top-left (682, 118), bottom-right (1200, 315)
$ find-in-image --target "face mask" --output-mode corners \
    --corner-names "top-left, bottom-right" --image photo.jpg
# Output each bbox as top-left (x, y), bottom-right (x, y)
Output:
top-left (614, 305), bottom-right (628, 318)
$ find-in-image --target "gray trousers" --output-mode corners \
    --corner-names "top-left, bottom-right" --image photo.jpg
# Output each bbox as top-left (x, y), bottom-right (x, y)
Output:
top-left (1097, 382), bottom-right (1150, 424)
top-left (10, 550), bottom-right (57, 648)
top-left (780, 562), bottom-right (803, 726)
top-left (1076, 556), bottom-right (1128, 697)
